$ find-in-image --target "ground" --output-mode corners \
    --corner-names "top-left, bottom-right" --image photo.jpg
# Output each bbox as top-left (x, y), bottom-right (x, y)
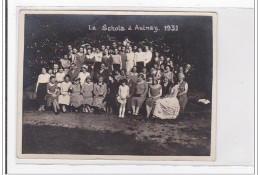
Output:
top-left (22, 99), bottom-right (211, 156)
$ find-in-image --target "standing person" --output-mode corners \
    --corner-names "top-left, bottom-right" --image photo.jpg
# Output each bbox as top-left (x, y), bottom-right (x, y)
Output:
top-left (53, 64), bottom-right (59, 74)
top-left (102, 49), bottom-right (113, 74)
top-left (130, 66), bottom-right (138, 83)
top-left (143, 46), bottom-right (152, 71)
top-left (117, 79), bottom-right (129, 118)
top-left (177, 73), bottom-right (189, 113)
top-left (126, 72), bottom-right (136, 114)
top-left (94, 63), bottom-right (109, 83)
top-left (126, 46), bottom-right (135, 73)
top-left (134, 47), bottom-right (145, 72)
top-left (67, 63), bottom-right (80, 82)
top-left (60, 55), bottom-right (71, 74)
top-left (120, 46), bottom-right (127, 70)
top-left (85, 49), bottom-right (95, 71)
top-left (82, 77), bottom-right (94, 113)
top-left (70, 78), bottom-right (84, 112)
top-left (46, 76), bottom-right (60, 115)
top-left (35, 68), bottom-right (50, 112)
top-left (131, 74), bottom-right (148, 116)
top-left (55, 68), bottom-right (66, 84)
top-left (145, 78), bottom-right (162, 118)
top-left (153, 84), bottom-right (180, 119)
top-left (69, 48), bottom-right (77, 63)
top-left (164, 65), bottom-right (174, 83)
top-left (75, 47), bottom-right (85, 69)
top-left (153, 51), bottom-right (160, 66)
top-left (105, 75), bottom-right (119, 115)
top-left (67, 45), bottom-right (73, 56)
top-left (78, 65), bottom-right (91, 85)
top-left (141, 67), bottom-right (148, 80)
top-left (93, 76), bottom-right (107, 111)
top-left (58, 75), bottom-right (72, 113)
top-left (161, 77), bottom-right (172, 97)
top-left (94, 48), bottom-right (103, 71)
top-left (112, 48), bottom-right (122, 72)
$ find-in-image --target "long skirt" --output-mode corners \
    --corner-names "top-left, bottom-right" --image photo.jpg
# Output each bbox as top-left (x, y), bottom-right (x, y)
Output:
top-left (136, 62), bottom-right (144, 73)
top-left (153, 96), bottom-right (180, 119)
top-left (58, 94), bottom-right (70, 106)
top-left (83, 94), bottom-right (93, 106)
top-left (178, 94), bottom-right (188, 112)
top-left (93, 96), bottom-right (105, 109)
top-left (71, 92), bottom-right (84, 108)
top-left (36, 83), bottom-right (47, 106)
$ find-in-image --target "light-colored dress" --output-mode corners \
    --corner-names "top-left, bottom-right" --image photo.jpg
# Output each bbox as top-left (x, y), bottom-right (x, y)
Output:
top-left (46, 82), bottom-right (59, 107)
top-left (93, 82), bottom-right (107, 109)
top-left (58, 81), bottom-right (72, 105)
top-left (70, 84), bottom-right (84, 108)
top-left (126, 52), bottom-right (135, 72)
top-left (153, 85), bottom-right (180, 119)
top-left (82, 82), bottom-right (94, 106)
top-left (117, 85), bottom-right (129, 104)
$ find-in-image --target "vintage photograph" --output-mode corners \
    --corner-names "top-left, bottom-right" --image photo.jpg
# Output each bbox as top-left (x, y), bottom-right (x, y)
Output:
top-left (17, 11), bottom-right (217, 160)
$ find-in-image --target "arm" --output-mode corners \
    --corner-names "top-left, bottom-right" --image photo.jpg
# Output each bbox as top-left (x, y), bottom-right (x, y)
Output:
top-left (35, 76), bottom-right (39, 93)
top-left (148, 87), bottom-right (151, 98)
top-left (141, 82), bottom-right (149, 97)
top-left (120, 56), bottom-right (122, 69)
top-left (93, 84), bottom-right (98, 96)
top-left (103, 84), bottom-right (107, 97)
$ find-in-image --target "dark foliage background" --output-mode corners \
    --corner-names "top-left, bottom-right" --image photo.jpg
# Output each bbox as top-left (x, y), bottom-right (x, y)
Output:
top-left (23, 14), bottom-right (213, 99)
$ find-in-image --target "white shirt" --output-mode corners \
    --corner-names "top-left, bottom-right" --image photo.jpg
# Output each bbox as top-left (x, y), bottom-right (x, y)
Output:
top-left (143, 50), bottom-right (152, 64)
top-left (78, 72), bottom-right (91, 85)
top-left (37, 73), bottom-right (50, 83)
top-left (135, 52), bottom-right (145, 63)
top-left (94, 52), bottom-right (103, 62)
top-left (56, 72), bottom-right (66, 82)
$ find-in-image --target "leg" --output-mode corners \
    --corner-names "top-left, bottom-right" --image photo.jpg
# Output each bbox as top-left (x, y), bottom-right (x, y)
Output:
top-left (146, 105), bottom-right (151, 118)
top-left (121, 104), bottom-right (126, 118)
top-left (119, 105), bottom-right (122, 117)
top-left (132, 106), bottom-right (136, 115)
top-left (135, 107), bottom-right (140, 115)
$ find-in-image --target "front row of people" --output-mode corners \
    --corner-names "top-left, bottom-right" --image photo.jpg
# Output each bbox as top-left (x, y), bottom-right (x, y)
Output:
top-left (35, 68), bottom-right (188, 119)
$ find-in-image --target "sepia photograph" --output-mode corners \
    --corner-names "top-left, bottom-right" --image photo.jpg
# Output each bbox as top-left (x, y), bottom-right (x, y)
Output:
top-left (17, 10), bottom-right (217, 160)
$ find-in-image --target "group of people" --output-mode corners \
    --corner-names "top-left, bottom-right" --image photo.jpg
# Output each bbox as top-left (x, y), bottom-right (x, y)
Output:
top-left (35, 39), bottom-right (191, 119)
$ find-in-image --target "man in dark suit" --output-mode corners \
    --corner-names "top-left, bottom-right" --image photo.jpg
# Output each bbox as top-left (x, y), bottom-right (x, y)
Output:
top-left (94, 63), bottom-right (109, 83)
top-left (67, 63), bottom-right (80, 82)
top-left (126, 72), bottom-right (136, 114)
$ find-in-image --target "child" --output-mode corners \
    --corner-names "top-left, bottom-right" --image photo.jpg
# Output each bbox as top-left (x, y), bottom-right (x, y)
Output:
top-left (82, 77), bottom-right (94, 113)
top-left (46, 76), bottom-right (60, 115)
top-left (117, 79), bottom-right (129, 118)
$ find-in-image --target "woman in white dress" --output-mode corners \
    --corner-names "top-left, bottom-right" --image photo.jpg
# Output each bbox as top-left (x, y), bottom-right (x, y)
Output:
top-left (78, 65), bottom-right (91, 85)
top-left (126, 46), bottom-right (135, 73)
top-left (152, 84), bottom-right (180, 119)
top-left (58, 75), bottom-right (72, 112)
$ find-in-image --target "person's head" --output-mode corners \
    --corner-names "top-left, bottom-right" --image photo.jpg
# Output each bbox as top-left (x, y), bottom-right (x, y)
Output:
top-left (114, 48), bottom-right (119, 54)
top-left (126, 42), bottom-right (130, 48)
top-left (53, 64), bottom-right (59, 70)
top-left (165, 65), bottom-right (171, 72)
top-left (79, 47), bottom-right (84, 53)
top-left (72, 48), bottom-right (77, 54)
top-left (50, 76), bottom-right (56, 83)
top-left (150, 67), bottom-right (155, 73)
top-left (179, 67), bottom-right (183, 73)
top-left (186, 64), bottom-right (191, 70)
top-left (98, 76), bottom-right (104, 83)
top-left (112, 42), bottom-right (117, 48)
top-left (92, 47), bottom-right (96, 52)
top-left (59, 68), bottom-right (64, 73)
top-left (41, 68), bottom-right (47, 74)
top-left (87, 49), bottom-right (91, 54)
top-left (121, 79), bottom-right (127, 86)
top-left (178, 73), bottom-right (185, 81)
top-left (150, 47), bottom-right (154, 52)
top-left (152, 78), bottom-right (159, 85)
top-left (82, 65), bottom-right (88, 72)
top-left (70, 63), bottom-right (76, 70)
top-left (68, 45), bottom-right (72, 51)
top-left (106, 45), bottom-right (110, 50)
top-left (142, 67), bottom-right (147, 73)
top-left (155, 52), bottom-right (159, 57)
top-left (74, 78), bottom-right (80, 85)
top-left (169, 60), bottom-right (173, 65)
top-left (133, 45), bottom-right (137, 50)
top-left (132, 66), bottom-right (137, 72)
top-left (118, 46), bottom-right (122, 51)
top-left (128, 46), bottom-right (132, 52)
top-left (147, 76), bottom-right (153, 83)
top-left (138, 47), bottom-right (142, 52)
top-left (126, 71), bottom-right (131, 79)
top-left (64, 75), bottom-right (70, 82)
top-left (154, 63), bottom-right (158, 69)
top-left (101, 63), bottom-right (106, 69)
top-left (160, 56), bottom-right (165, 61)
top-left (86, 77), bottom-right (92, 83)
top-left (121, 69), bottom-right (126, 75)
top-left (48, 69), bottom-right (53, 74)
top-left (145, 46), bottom-right (149, 51)
top-left (160, 64), bottom-right (165, 70)
top-left (166, 57), bottom-right (170, 62)
top-left (101, 45), bottom-right (105, 51)
top-left (122, 46), bottom-right (126, 52)
top-left (108, 75), bottom-right (115, 82)
top-left (137, 73), bottom-right (145, 82)
top-left (96, 48), bottom-right (100, 53)
top-left (64, 55), bottom-right (68, 60)
top-left (104, 49), bottom-right (109, 55)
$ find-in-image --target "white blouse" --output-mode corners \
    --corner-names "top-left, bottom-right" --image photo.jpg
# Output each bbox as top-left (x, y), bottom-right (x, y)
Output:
top-left (78, 72), bottom-right (91, 85)
top-left (37, 73), bottom-right (50, 83)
